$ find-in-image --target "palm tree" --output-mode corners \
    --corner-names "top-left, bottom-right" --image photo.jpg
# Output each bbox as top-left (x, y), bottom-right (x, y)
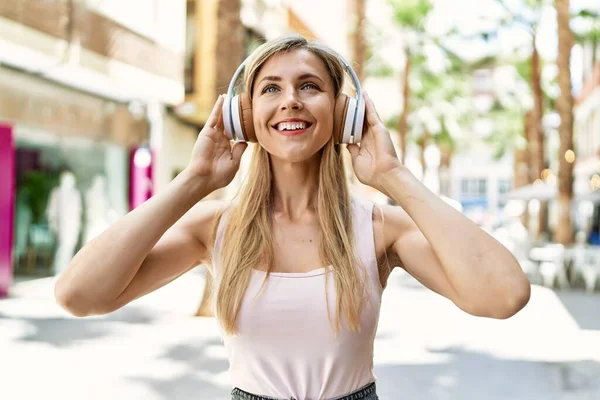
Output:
top-left (349, 0), bottom-right (367, 82)
top-left (408, 54), bottom-right (469, 183)
top-left (389, 0), bottom-right (433, 165)
top-left (215, 0), bottom-right (245, 94)
top-left (554, 0), bottom-right (575, 244)
top-left (491, 0), bottom-right (547, 190)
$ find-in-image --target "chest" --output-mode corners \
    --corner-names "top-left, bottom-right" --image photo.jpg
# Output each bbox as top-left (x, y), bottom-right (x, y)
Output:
top-left (267, 217), bottom-right (324, 273)
top-left (234, 271), bottom-right (381, 343)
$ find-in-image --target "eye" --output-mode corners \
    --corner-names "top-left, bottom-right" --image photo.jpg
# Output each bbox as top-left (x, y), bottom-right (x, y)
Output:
top-left (262, 85), bottom-right (279, 94)
top-left (302, 83), bottom-right (319, 90)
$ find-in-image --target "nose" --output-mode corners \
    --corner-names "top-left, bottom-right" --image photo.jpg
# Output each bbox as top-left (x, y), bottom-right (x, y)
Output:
top-left (280, 88), bottom-right (303, 111)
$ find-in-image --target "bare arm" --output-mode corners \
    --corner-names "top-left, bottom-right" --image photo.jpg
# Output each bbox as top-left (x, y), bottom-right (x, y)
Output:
top-left (54, 172), bottom-right (213, 316)
top-left (348, 92), bottom-right (530, 319)
top-left (54, 95), bottom-right (247, 317)
top-left (380, 169), bottom-right (530, 319)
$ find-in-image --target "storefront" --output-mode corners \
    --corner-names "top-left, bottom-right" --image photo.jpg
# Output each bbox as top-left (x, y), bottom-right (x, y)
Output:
top-left (0, 66), bottom-right (149, 290)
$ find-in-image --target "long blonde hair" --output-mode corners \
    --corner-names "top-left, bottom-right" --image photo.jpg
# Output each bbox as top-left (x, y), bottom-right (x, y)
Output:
top-left (211, 35), bottom-right (366, 336)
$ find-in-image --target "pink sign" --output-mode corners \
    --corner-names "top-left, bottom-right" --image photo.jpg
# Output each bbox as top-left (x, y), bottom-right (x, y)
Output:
top-left (129, 146), bottom-right (154, 210)
top-left (0, 124), bottom-right (15, 298)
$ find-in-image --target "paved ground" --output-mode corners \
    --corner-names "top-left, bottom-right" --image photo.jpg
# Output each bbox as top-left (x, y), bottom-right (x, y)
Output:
top-left (1, 268), bottom-right (599, 400)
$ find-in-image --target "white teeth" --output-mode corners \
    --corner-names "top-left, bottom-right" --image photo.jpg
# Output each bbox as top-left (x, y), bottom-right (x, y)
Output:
top-left (276, 122), bottom-right (307, 131)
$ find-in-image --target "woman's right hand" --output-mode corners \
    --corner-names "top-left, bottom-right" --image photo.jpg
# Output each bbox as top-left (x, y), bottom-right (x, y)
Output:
top-left (185, 95), bottom-right (248, 192)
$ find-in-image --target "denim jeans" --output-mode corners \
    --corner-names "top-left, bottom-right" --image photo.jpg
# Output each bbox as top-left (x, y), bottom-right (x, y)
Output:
top-left (230, 381), bottom-right (378, 400)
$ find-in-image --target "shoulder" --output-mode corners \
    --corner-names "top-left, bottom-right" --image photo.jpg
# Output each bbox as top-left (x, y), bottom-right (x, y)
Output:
top-left (179, 199), bottom-right (231, 251)
top-left (372, 201), bottom-right (416, 255)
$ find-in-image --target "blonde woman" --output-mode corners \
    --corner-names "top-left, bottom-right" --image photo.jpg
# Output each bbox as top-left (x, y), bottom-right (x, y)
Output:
top-left (55, 35), bottom-right (531, 400)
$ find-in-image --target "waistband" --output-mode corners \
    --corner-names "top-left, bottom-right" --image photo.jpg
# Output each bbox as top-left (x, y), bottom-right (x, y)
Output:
top-left (230, 381), bottom-right (377, 400)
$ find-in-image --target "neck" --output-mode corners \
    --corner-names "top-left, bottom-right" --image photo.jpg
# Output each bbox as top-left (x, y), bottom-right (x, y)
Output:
top-left (270, 152), bottom-right (321, 219)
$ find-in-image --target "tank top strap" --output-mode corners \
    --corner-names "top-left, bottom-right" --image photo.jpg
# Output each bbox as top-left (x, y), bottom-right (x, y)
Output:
top-left (350, 192), bottom-right (381, 294)
top-left (211, 205), bottom-right (232, 277)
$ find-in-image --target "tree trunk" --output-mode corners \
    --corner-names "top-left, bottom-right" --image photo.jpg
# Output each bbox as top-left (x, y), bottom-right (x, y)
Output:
top-left (554, 0), bottom-right (575, 245)
top-left (529, 42), bottom-right (548, 239)
top-left (215, 0), bottom-right (245, 95)
top-left (196, 0), bottom-right (243, 317)
top-left (530, 37), bottom-right (545, 184)
top-left (398, 54), bottom-right (411, 165)
top-left (521, 111), bottom-right (536, 229)
top-left (349, 0), bottom-right (367, 82)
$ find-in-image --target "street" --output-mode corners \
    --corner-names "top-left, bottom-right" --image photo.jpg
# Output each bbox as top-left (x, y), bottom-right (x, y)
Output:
top-left (1, 268), bottom-right (599, 400)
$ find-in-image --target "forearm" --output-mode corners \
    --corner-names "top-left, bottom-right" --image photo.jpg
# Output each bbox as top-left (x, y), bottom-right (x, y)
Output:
top-left (54, 170), bottom-right (211, 314)
top-left (380, 167), bottom-right (529, 313)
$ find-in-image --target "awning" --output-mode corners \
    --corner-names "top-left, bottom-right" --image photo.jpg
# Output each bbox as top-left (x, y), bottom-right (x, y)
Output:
top-left (501, 182), bottom-right (556, 202)
top-left (501, 182), bottom-right (600, 203)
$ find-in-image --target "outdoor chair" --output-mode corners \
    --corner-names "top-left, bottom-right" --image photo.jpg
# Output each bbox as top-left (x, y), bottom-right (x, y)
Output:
top-left (535, 244), bottom-right (570, 290)
top-left (571, 246), bottom-right (600, 293)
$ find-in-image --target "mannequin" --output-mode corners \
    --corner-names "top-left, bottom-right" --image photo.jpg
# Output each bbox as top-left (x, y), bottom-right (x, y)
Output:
top-left (84, 175), bottom-right (112, 244)
top-left (47, 170), bottom-right (82, 275)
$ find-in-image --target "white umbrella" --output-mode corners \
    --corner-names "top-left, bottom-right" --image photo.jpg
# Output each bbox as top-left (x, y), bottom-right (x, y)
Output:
top-left (501, 182), bottom-right (556, 202)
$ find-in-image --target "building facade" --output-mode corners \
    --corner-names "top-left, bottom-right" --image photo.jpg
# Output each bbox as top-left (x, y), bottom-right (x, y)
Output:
top-left (0, 0), bottom-right (187, 295)
top-left (573, 43), bottom-right (600, 237)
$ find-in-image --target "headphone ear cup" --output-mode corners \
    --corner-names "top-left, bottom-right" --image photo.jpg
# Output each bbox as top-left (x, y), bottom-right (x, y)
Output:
top-left (230, 94), bottom-right (245, 142)
top-left (334, 94), bottom-right (350, 144)
top-left (352, 96), bottom-right (366, 143)
top-left (222, 95), bottom-right (234, 141)
top-left (342, 97), bottom-right (357, 144)
top-left (238, 93), bottom-right (257, 142)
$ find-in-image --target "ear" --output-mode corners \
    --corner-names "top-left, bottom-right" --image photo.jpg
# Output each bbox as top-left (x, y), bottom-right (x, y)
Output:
top-left (238, 93), bottom-right (257, 142)
top-left (333, 94), bottom-right (349, 144)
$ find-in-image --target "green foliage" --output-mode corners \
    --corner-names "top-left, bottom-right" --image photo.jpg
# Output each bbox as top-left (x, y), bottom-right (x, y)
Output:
top-left (389, 0), bottom-right (432, 30)
top-left (434, 119), bottom-right (456, 153)
top-left (17, 171), bottom-right (60, 223)
top-left (513, 57), bottom-right (531, 83)
top-left (573, 9), bottom-right (600, 19)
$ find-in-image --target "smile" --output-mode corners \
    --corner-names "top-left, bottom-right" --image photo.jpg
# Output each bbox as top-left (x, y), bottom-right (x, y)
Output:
top-left (272, 119), bottom-right (313, 136)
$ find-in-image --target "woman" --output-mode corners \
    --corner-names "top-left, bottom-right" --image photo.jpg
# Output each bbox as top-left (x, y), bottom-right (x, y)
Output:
top-left (54, 35), bottom-right (531, 400)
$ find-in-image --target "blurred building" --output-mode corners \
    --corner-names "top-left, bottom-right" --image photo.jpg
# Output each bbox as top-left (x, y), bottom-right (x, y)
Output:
top-left (0, 0), bottom-right (398, 294)
top-left (450, 68), bottom-right (514, 228)
top-left (0, 0), bottom-right (188, 294)
top-left (573, 38), bottom-right (600, 237)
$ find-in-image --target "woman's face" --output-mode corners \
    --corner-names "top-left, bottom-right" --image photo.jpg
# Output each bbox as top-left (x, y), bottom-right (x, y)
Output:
top-left (251, 49), bottom-right (336, 163)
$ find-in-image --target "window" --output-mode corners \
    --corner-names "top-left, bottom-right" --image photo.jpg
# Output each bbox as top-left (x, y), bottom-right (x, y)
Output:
top-left (460, 178), bottom-right (487, 198)
top-left (498, 179), bottom-right (512, 195)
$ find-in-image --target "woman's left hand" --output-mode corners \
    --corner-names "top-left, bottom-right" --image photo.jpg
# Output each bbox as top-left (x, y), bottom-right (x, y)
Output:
top-left (347, 92), bottom-right (403, 194)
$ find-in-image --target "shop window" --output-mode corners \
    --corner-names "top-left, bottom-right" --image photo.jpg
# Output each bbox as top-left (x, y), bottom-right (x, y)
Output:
top-left (13, 138), bottom-right (128, 277)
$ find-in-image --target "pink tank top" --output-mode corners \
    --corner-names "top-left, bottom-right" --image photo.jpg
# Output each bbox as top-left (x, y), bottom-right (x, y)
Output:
top-left (212, 194), bottom-right (382, 399)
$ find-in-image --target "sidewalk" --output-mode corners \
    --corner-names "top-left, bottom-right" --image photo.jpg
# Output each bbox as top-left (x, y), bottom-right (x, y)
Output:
top-left (1, 268), bottom-right (599, 399)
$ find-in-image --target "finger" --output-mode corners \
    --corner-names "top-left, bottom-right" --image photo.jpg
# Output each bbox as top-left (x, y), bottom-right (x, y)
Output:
top-left (215, 100), bottom-right (225, 131)
top-left (364, 92), bottom-right (381, 127)
top-left (347, 143), bottom-right (360, 160)
top-left (231, 141), bottom-right (248, 163)
top-left (207, 95), bottom-right (224, 128)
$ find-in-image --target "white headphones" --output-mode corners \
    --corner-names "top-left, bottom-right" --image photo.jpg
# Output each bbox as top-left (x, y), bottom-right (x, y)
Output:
top-left (222, 52), bottom-right (365, 144)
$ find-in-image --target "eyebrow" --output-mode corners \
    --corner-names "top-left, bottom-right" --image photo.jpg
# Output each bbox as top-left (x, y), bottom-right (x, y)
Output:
top-left (258, 73), bottom-right (325, 85)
